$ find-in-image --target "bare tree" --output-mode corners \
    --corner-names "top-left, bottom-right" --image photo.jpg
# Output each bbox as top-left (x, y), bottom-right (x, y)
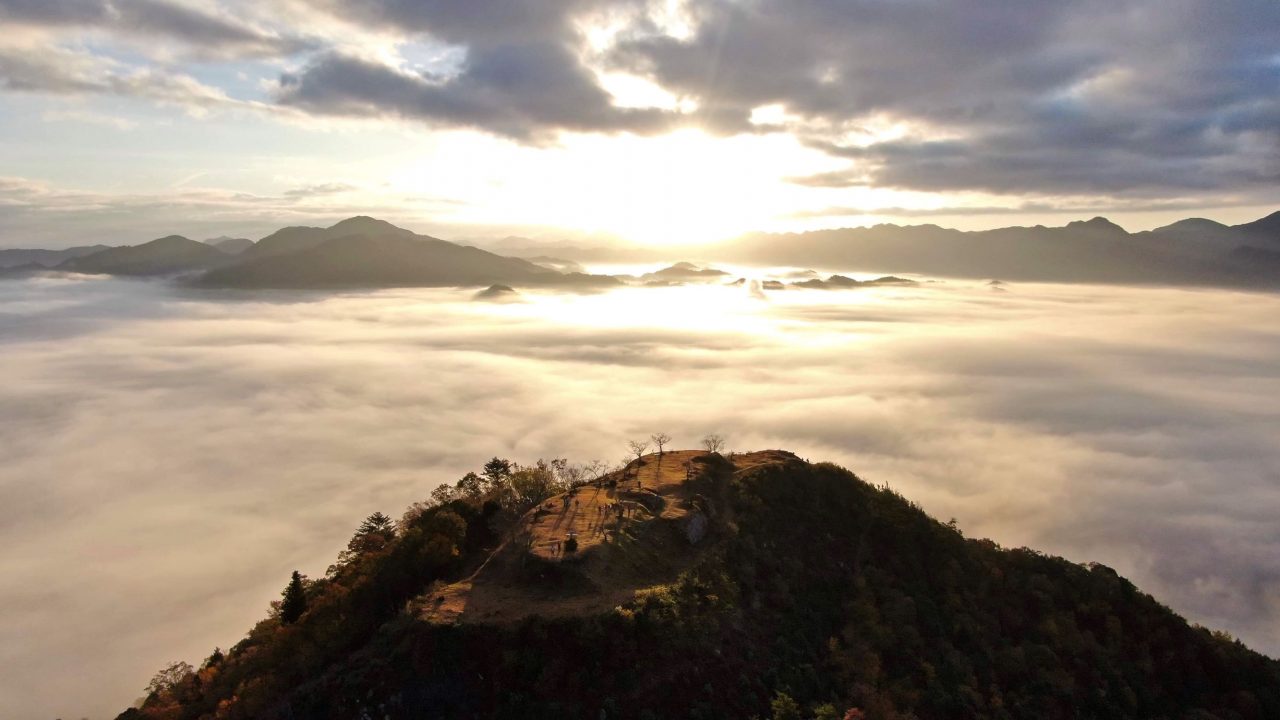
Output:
top-left (627, 439), bottom-right (649, 462)
top-left (558, 462), bottom-right (586, 488)
top-left (430, 483), bottom-right (456, 506)
top-left (701, 433), bottom-right (726, 453)
top-left (146, 660), bottom-right (195, 698)
top-left (650, 432), bottom-right (672, 456)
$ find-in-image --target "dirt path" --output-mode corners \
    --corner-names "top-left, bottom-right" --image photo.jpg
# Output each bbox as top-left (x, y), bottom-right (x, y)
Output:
top-left (523, 449), bottom-right (703, 560)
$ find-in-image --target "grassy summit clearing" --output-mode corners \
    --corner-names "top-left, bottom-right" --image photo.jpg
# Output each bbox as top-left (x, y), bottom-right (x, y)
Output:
top-left (422, 450), bottom-right (783, 624)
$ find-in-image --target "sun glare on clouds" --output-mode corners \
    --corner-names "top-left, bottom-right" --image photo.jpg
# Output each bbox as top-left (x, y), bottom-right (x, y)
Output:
top-left (387, 128), bottom-right (929, 246)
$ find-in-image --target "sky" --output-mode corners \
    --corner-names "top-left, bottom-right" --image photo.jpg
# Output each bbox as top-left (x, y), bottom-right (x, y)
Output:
top-left (3, 273), bottom-right (1280, 718)
top-left (1, 0), bottom-right (1278, 248)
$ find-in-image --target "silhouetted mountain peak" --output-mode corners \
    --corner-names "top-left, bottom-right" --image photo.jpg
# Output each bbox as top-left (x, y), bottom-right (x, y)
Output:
top-left (473, 283), bottom-right (519, 301)
top-left (1155, 217), bottom-right (1230, 233)
top-left (60, 234), bottom-right (227, 276)
top-left (1067, 216), bottom-right (1127, 235)
top-left (640, 262), bottom-right (730, 282)
top-left (197, 224), bottom-right (617, 290)
top-left (328, 216), bottom-right (413, 237)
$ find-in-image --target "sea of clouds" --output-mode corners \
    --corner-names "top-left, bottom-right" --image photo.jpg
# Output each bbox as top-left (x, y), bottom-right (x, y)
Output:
top-left (2, 273), bottom-right (1279, 719)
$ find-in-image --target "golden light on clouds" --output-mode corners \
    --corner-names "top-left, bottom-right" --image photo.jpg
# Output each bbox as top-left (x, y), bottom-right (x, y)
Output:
top-left (385, 128), bottom-right (943, 245)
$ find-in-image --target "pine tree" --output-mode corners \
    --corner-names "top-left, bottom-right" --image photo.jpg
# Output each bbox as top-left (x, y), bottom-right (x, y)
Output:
top-left (483, 457), bottom-right (512, 486)
top-left (280, 570), bottom-right (307, 625)
top-left (356, 511), bottom-right (394, 537)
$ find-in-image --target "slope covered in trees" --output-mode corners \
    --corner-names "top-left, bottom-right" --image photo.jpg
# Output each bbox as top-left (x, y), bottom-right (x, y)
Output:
top-left (120, 451), bottom-right (1280, 720)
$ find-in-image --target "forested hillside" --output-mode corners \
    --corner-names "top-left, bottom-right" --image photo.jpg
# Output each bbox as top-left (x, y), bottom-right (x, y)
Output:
top-left (119, 451), bottom-right (1280, 720)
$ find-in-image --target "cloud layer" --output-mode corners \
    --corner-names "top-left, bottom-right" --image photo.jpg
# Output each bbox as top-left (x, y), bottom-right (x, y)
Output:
top-left (2, 0), bottom-right (1276, 201)
top-left (2, 274), bottom-right (1280, 718)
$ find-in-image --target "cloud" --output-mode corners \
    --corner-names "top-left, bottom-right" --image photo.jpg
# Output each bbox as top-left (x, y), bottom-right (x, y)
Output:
top-left (3, 278), bottom-right (1280, 718)
top-left (785, 198), bottom-right (1278, 220)
top-left (0, 0), bottom-right (310, 59)
top-left (608, 0), bottom-right (1280, 196)
top-left (0, 0), bottom-right (110, 24)
top-left (264, 0), bottom-right (694, 139)
top-left (2, 0), bottom-right (1276, 203)
top-left (0, 45), bottom-right (252, 110)
top-left (40, 108), bottom-right (138, 130)
top-left (282, 182), bottom-right (357, 198)
top-left (273, 46), bottom-right (672, 141)
top-left (0, 175), bottom-right (464, 247)
top-left (114, 0), bottom-right (311, 58)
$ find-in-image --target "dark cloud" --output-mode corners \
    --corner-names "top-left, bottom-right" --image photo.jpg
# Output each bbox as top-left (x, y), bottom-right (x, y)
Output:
top-left (0, 0), bottom-right (309, 58)
top-left (265, 0), bottom-right (1280, 194)
top-left (115, 0), bottom-right (311, 57)
top-left (318, 0), bottom-right (595, 45)
top-left (270, 0), bottom-right (687, 139)
top-left (275, 46), bottom-right (671, 141)
top-left (608, 0), bottom-right (1280, 196)
top-left (0, 49), bottom-right (100, 93)
top-left (4, 0), bottom-right (1275, 200)
top-left (0, 0), bottom-right (109, 24)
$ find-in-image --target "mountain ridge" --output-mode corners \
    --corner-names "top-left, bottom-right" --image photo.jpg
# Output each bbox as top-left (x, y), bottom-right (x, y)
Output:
top-left (721, 211), bottom-right (1279, 286)
top-left (7, 209), bottom-right (1280, 289)
top-left (0, 244), bottom-right (111, 269)
top-left (59, 235), bottom-right (230, 276)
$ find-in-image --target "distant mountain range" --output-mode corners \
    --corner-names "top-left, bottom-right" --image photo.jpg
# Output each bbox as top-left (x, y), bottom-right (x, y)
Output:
top-left (3, 210), bottom-right (1279, 289)
top-left (195, 216), bottom-right (617, 289)
top-left (0, 244), bottom-right (110, 269)
top-left (0, 217), bottom-right (618, 289)
top-left (60, 235), bottom-right (232, 276)
top-left (722, 211), bottom-right (1280, 286)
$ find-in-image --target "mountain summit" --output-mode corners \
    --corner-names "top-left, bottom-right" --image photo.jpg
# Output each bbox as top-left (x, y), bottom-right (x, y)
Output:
top-left (326, 215), bottom-right (415, 238)
top-left (119, 450), bottom-right (1280, 720)
top-left (1066, 216), bottom-right (1127, 236)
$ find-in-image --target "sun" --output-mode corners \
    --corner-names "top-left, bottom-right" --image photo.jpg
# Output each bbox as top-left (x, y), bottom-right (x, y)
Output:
top-left (552, 130), bottom-right (822, 246)
top-left (388, 128), bottom-right (849, 247)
